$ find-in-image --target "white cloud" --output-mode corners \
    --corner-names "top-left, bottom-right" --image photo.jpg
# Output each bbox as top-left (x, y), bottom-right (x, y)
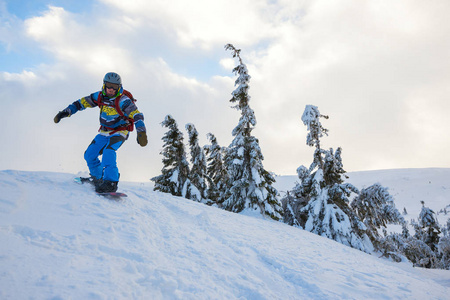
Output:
top-left (219, 58), bottom-right (235, 72)
top-left (243, 0), bottom-right (450, 173)
top-left (24, 6), bottom-right (132, 75)
top-left (101, 0), bottom-right (279, 50)
top-left (1, 70), bottom-right (37, 81)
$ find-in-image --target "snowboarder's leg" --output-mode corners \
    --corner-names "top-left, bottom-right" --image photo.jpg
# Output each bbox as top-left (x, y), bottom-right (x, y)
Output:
top-left (84, 135), bottom-right (108, 180)
top-left (101, 135), bottom-right (126, 182)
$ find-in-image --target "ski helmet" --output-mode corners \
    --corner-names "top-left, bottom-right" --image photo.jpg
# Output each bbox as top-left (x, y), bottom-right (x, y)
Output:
top-left (103, 72), bottom-right (122, 85)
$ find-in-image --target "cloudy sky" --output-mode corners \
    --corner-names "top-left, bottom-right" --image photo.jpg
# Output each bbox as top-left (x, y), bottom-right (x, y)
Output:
top-left (1, 0), bottom-right (450, 182)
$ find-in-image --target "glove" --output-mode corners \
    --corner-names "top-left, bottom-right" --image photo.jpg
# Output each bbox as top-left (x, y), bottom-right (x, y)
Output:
top-left (137, 131), bottom-right (148, 147)
top-left (54, 109), bottom-right (70, 123)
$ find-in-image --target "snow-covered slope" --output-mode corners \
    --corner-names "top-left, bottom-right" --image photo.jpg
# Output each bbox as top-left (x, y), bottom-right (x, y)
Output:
top-left (0, 169), bottom-right (449, 299)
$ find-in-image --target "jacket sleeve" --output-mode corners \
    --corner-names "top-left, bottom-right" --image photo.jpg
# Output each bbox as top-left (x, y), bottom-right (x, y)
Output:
top-left (66, 92), bottom-right (100, 115)
top-left (119, 97), bottom-right (146, 133)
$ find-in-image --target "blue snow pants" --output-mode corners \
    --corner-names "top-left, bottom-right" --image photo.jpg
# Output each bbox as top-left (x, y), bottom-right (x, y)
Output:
top-left (84, 134), bottom-right (126, 182)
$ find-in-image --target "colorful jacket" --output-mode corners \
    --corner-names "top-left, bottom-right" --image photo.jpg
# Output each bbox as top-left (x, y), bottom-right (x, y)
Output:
top-left (65, 90), bottom-right (146, 137)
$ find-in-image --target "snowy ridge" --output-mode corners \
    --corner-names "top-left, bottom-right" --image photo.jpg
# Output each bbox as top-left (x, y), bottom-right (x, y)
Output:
top-left (0, 169), bottom-right (449, 299)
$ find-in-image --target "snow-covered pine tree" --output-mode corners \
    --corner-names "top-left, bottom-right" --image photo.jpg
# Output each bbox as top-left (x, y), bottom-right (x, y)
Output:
top-left (302, 105), bottom-right (329, 161)
top-left (222, 44), bottom-right (282, 220)
top-left (185, 123), bottom-right (208, 202)
top-left (204, 133), bottom-right (228, 206)
top-left (151, 115), bottom-right (190, 197)
top-left (377, 231), bottom-right (404, 263)
top-left (351, 183), bottom-right (404, 248)
top-left (281, 166), bottom-right (311, 227)
top-left (403, 236), bottom-right (438, 268)
top-left (402, 221), bottom-right (411, 239)
top-left (438, 234), bottom-right (450, 270)
top-left (281, 191), bottom-right (302, 227)
top-left (443, 219), bottom-right (450, 237)
top-left (417, 201), bottom-right (441, 251)
top-left (400, 211), bottom-right (441, 268)
top-left (283, 105), bottom-right (372, 252)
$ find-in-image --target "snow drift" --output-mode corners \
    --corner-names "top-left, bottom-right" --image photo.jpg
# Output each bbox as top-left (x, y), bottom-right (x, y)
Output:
top-left (0, 169), bottom-right (449, 299)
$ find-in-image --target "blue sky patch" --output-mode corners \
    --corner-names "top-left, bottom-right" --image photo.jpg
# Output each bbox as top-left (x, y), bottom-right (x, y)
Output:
top-left (0, 43), bottom-right (51, 73)
top-left (5, 0), bottom-right (91, 19)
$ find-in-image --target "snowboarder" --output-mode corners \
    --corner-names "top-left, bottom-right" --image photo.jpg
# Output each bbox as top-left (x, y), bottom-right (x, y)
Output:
top-left (54, 72), bottom-right (148, 193)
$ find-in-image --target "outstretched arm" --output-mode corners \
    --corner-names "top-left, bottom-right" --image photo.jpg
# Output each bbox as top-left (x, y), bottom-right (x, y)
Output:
top-left (54, 92), bottom-right (100, 123)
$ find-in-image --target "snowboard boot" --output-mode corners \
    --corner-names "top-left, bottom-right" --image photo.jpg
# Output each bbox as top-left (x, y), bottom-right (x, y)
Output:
top-left (95, 180), bottom-right (118, 193)
top-left (79, 176), bottom-right (101, 187)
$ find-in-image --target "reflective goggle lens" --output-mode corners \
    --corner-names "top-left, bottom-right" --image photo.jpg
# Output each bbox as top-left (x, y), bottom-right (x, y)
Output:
top-left (105, 82), bottom-right (120, 90)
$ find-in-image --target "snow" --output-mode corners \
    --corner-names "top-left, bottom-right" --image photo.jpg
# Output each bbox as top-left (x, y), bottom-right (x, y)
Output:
top-left (1, 168), bottom-right (450, 299)
top-left (169, 169), bottom-right (179, 183)
top-left (301, 105), bottom-right (319, 124)
top-left (251, 167), bottom-right (262, 185)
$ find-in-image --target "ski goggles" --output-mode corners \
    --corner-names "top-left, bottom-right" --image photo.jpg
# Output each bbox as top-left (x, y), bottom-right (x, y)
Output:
top-left (104, 82), bottom-right (120, 90)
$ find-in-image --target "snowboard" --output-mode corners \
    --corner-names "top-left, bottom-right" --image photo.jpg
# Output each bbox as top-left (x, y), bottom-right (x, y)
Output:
top-left (96, 191), bottom-right (128, 199)
top-left (74, 177), bottom-right (128, 199)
